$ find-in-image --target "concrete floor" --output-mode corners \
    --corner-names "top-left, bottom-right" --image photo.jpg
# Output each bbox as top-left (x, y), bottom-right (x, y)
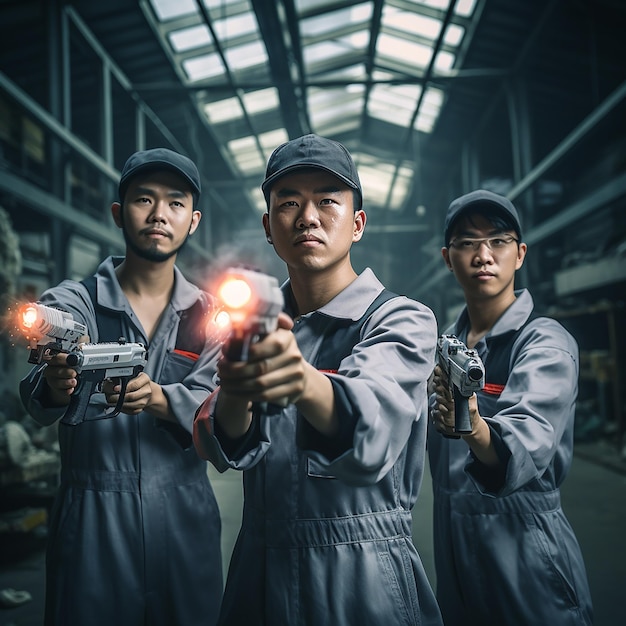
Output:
top-left (1, 448), bottom-right (624, 625)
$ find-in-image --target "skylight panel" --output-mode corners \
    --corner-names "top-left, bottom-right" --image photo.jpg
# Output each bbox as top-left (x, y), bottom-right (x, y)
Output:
top-left (354, 154), bottom-right (412, 211)
top-left (228, 136), bottom-right (265, 173)
top-left (213, 12), bottom-right (258, 41)
top-left (443, 23), bottom-right (464, 47)
top-left (389, 173), bottom-right (411, 209)
top-left (414, 87), bottom-right (444, 133)
top-left (150, 0), bottom-right (197, 21)
top-left (316, 117), bottom-right (361, 136)
top-left (368, 84), bottom-right (421, 127)
top-left (224, 41), bottom-right (267, 71)
top-left (358, 160), bottom-right (396, 208)
top-left (376, 33), bottom-right (433, 69)
top-left (169, 25), bottom-right (212, 53)
top-left (304, 41), bottom-right (345, 65)
top-left (303, 31), bottom-right (368, 66)
top-left (242, 88), bottom-right (280, 115)
top-left (434, 49), bottom-right (455, 71)
top-left (203, 97), bottom-right (244, 124)
top-left (321, 63), bottom-right (368, 84)
top-left (259, 129), bottom-right (289, 157)
top-left (406, 0), bottom-right (476, 18)
top-left (409, 0), bottom-right (449, 10)
top-left (182, 52), bottom-right (225, 81)
top-left (308, 87), bottom-right (364, 129)
top-left (371, 69), bottom-right (396, 82)
top-left (301, 4), bottom-right (373, 37)
top-left (205, 0), bottom-right (240, 8)
top-left (382, 6), bottom-right (442, 41)
top-left (455, 0), bottom-right (478, 18)
top-left (308, 86), bottom-right (364, 111)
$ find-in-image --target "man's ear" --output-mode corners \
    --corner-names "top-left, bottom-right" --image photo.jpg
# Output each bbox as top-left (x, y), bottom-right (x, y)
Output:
top-left (515, 242), bottom-right (527, 270)
top-left (189, 210), bottom-right (202, 235)
top-left (111, 202), bottom-right (122, 228)
top-left (352, 209), bottom-right (367, 242)
top-left (262, 212), bottom-right (271, 240)
top-left (441, 247), bottom-right (453, 271)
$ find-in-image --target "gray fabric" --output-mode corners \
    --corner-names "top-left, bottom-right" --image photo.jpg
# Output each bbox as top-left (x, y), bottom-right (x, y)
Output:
top-left (428, 288), bottom-right (593, 625)
top-left (20, 257), bottom-right (223, 626)
top-left (196, 268), bottom-right (443, 626)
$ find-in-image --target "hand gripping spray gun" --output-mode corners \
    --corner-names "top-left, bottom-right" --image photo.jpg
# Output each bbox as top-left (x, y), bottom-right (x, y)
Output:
top-left (215, 267), bottom-right (284, 362)
top-left (18, 303), bottom-right (148, 425)
top-left (436, 334), bottom-right (485, 436)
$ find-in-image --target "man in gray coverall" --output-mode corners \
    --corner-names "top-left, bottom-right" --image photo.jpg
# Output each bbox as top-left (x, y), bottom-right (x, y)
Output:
top-left (429, 189), bottom-right (593, 625)
top-left (194, 134), bottom-right (443, 625)
top-left (20, 148), bottom-right (223, 626)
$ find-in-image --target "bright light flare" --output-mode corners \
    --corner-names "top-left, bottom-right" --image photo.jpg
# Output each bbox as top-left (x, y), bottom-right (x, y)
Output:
top-left (20, 304), bottom-right (38, 329)
top-left (214, 309), bottom-right (232, 330)
top-left (218, 278), bottom-right (253, 310)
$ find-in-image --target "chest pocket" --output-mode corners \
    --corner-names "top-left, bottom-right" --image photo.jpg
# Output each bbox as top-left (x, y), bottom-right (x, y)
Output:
top-left (160, 296), bottom-right (211, 385)
top-left (480, 312), bottom-right (540, 398)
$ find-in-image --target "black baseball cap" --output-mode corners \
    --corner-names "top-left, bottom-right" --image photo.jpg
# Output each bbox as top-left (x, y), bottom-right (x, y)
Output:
top-left (261, 134), bottom-right (363, 207)
top-left (118, 148), bottom-right (201, 204)
top-left (444, 189), bottom-right (522, 246)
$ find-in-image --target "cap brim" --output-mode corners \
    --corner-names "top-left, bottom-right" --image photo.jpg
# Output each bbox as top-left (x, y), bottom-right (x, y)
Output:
top-left (120, 162), bottom-right (200, 195)
top-left (262, 163), bottom-right (360, 196)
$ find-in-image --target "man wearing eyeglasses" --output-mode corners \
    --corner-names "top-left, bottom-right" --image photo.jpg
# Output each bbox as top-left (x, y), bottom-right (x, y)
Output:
top-left (428, 189), bottom-right (593, 625)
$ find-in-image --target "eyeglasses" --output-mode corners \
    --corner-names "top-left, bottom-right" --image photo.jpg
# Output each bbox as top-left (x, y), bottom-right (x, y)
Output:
top-left (448, 235), bottom-right (519, 252)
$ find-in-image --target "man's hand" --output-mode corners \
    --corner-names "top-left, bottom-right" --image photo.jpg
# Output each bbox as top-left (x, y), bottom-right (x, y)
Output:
top-left (101, 372), bottom-right (154, 416)
top-left (431, 364), bottom-right (500, 466)
top-left (42, 351), bottom-right (79, 406)
top-left (218, 312), bottom-right (305, 406)
top-left (41, 334), bottom-right (90, 406)
top-left (215, 312), bottom-right (338, 440)
top-left (431, 364), bottom-right (479, 438)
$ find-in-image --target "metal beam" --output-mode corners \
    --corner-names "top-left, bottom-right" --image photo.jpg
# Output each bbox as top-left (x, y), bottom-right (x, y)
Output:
top-left (507, 80), bottom-right (626, 202)
top-left (129, 69), bottom-right (509, 94)
top-left (251, 0), bottom-right (308, 137)
top-left (0, 71), bottom-right (119, 182)
top-left (0, 170), bottom-right (212, 261)
top-left (524, 174), bottom-right (626, 245)
top-left (0, 170), bottom-right (123, 248)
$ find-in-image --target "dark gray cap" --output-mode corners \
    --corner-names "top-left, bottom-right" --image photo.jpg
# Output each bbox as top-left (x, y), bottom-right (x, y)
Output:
top-left (119, 148), bottom-right (201, 203)
top-left (444, 189), bottom-right (522, 246)
top-left (261, 134), bottom-right (362, 206)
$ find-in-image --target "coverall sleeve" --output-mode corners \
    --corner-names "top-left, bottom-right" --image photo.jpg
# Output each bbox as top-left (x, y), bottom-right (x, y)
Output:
top-left (301, 297), bottom-right (437, 486)
top-left (193, 390), bottom-right (270, 472)
top-left (468, 320), bottom-right (579, 496)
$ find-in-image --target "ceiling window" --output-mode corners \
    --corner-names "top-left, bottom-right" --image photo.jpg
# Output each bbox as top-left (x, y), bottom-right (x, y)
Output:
top-left (147, 0), bottom-right (480, 215)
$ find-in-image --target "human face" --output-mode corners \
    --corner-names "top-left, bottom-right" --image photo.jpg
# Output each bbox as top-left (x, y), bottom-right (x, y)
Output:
top-left (112, 170), bottom-right (201, 263)
top-left (263, 169), bottom-right (366, 275)
top-left (442, 213), bottom-right (526, 301)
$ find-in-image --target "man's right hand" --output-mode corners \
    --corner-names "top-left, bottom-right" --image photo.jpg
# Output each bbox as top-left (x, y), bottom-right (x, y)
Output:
top-left (41, 352), bottom-right (78, 406)
top-left (41, 334), bottom-right (89, 405)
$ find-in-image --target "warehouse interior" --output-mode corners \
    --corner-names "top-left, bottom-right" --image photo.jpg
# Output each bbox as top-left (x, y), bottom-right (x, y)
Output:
top-left (0, 0), bottom-right (625, 624)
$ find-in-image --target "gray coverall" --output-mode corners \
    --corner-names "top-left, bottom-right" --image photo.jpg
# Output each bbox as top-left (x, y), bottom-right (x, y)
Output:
top-left (195, 268), bottom-right (443, 626)
top-left (20, 257), bottom-right (223, 626)
top-left (428, 288), bottom-right (593, 625)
